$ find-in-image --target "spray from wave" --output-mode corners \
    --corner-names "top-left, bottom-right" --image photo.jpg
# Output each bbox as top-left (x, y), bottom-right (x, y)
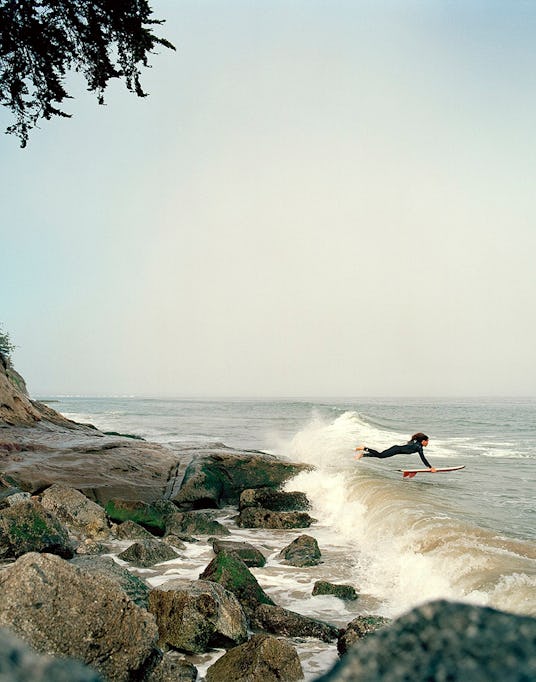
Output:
top-left (279, 411), bottom-right (536, 618)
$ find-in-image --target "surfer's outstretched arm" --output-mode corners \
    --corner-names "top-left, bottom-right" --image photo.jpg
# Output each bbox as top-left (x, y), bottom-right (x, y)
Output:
top-left (418, 446), bottom-right (436, 472)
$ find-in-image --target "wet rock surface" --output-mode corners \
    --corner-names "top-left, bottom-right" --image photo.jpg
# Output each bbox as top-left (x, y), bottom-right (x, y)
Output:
top-left (117, 538), bottom-right (180, 567)
top-left (149, 578), bottom-right (248, 653)
top-left (166, 510), bottom-right (230, 536)
top-left (172, 449), bottom-right (311, 509)
top-left (0, 498), bottom-right (73, 559)
top-left (199, 549), bottom-right (275, 616)
top-left (211, 537), bottom-right (267, 567)
top-left (237, 508), bottom-right (316, 529)
top-left (279, 534), bottom-right (322, 567)
top-left (313, 581), bottom-right (359, 601)
top-left (319, 600), bottom-right (536, 681)
top-left (206, 633), bottom-right (304, 682)
top-left (252, 604), bottom-right (339, 642)
top-left (0, 552), bottom-right (159, 682)
top-left (71, 554), bottom-right (151, 608)
top-left (336, 615), bottom-right (390, 656)
top-left (39, 483), bottom-right (109, 539)
top-left (239, 487), bottom-right (311, 512)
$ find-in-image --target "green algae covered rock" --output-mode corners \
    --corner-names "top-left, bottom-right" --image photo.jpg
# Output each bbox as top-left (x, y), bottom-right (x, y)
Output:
top-left (104, 498), bottom-right (175, 534)
top-left (172, 449), bottom-right (311, 510)
top-left (0, 499), bottom-right (73, 559)
top-left (199, 549), bottom-right (275, 616)
top-left (313, 581), bottom-right (359, 601)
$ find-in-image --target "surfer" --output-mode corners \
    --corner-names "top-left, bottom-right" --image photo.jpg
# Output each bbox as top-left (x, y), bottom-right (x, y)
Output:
top-left (354, 432), bottom-right (437, 472)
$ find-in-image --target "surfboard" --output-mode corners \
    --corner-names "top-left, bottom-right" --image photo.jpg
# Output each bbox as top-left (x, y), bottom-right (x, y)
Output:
top-left (399, 465), bottom-right (465, 479)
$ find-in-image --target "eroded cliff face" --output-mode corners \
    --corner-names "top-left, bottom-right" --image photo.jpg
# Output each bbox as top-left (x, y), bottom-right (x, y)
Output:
top-left (0, 354), bottom-right (42, 425)
top-left (0, 354), bottom-right (73, 427)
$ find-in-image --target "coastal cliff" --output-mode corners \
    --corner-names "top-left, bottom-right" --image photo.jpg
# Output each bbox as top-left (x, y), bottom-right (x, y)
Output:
top-left (0, 352), bottom-right (75, 427)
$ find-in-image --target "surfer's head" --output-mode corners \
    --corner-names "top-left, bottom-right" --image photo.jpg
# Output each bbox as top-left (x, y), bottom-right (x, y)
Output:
top-left (411, 432), bottom-right (429, 445)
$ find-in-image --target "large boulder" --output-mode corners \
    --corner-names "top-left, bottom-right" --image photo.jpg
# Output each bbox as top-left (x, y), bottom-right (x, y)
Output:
top-left (279, 535), bottom-right (322, 567)
top-left (239, 487), bottom-right (310, 511)
top-left (39, 483), bottom-right (109, 539)
top-left (117, 539), bottom-right (180, 567)
top-left (237, 508), bottom-right (316, 529)
top-left (206, 634), bottom-right (304, 682)
top-left (336, 615), bottom-right (390, 656)
top-left (252, 604), bottom-right (339, 642)
top-left (0, 552), bottom-right (159, 682)
top-left (199, 550), bottom-right (275, 616)
top-left (317, 600), bottom-right (536, 681)
top-left (71, 555), bottom-right (151, 608)
top-left (0, 627), bottom-right (102, 681)
top-left (148, 579), bottom-right (248, 653)
top-left (0, 499), bottom-right (73, 559)
top-left (172, 449), bottom-right (311, 510)
top-left (211, 537), bottom-right (267, 567)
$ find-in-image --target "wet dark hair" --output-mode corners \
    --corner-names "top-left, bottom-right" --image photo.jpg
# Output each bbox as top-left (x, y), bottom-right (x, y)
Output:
top-left (410, 432), bottom-right (429, 443)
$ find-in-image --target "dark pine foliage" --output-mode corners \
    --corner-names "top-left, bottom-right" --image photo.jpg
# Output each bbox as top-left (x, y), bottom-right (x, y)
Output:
top-left (0, 0), bottom-right (175, 146)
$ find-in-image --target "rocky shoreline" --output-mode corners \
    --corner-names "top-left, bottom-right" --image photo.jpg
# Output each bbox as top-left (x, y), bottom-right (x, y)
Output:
top-left (1, 355), bottom-right (535, 681)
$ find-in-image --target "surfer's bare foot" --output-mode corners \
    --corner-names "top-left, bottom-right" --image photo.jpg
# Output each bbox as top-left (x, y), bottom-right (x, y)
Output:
top-left (354, 446), bottom-right (365, 460)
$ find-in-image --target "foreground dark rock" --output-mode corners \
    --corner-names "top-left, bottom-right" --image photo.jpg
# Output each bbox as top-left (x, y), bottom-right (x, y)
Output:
top-left (239, 487), bottom-right (311, 511)
top-left (0, 627), bottom-right (102, 681)
top-left (238, 508), bottom-right (316, 529)
top-left (200, 550), bottom-right (275, 616)
top-left (211, 537), bottom-right (267, 567)
top-left (318, 600), bottom-right (536, 681)
top-left (118, 538), bottom-right (180, 567)
top-left (0, 552), bottom-right (159, 681)
top-left (71, 555), bottom-right (151, 608)
top-left (39, 483), bottom-right (109, 539)
top-left (336, 615), bottom-right (390, 656)
top-left (313, 581), bottom-right (358, 601)
top-left (279, 535), bottom-right (322, 567)
top-left (206, 634), bottom-right (304, 682)
top-left (252, 604), bottom-right (339, 642)
top-left (0, 499), bottom-right (73, 559)
top-left (172, 449), bottom-right (311, 509)
top-left (149, 579), bottom-right (248, 653)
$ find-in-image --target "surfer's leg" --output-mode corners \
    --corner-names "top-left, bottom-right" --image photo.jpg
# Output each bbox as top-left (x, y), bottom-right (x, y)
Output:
top-left (362, 448), bottom-right (381, 458)
top-left (375, 445), bottom-right (405, 459)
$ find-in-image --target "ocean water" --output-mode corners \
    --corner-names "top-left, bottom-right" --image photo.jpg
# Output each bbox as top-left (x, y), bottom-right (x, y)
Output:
top-left (44, 396), bottom-right (536, 626)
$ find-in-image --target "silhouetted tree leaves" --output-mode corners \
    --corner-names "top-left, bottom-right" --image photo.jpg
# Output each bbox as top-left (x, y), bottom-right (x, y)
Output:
top-left (0, 0), bottom-right (175, 146)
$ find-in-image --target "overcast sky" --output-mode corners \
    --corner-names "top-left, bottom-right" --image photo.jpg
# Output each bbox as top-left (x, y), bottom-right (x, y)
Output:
top-left (1, 1), bottom-right (535, 397)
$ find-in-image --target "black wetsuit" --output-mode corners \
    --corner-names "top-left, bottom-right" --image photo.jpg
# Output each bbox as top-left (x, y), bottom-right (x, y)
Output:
top-left (363, 440), bottom-right (432, 468)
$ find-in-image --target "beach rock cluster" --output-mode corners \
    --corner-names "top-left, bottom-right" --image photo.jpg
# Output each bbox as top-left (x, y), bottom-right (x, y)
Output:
top-left (2, 359), bottom-right (535, 681)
